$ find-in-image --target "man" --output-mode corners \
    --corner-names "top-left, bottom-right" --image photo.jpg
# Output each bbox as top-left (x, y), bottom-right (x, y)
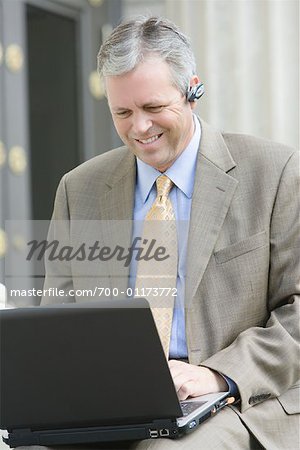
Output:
top-left (42, 16), bottom-right (299, 449)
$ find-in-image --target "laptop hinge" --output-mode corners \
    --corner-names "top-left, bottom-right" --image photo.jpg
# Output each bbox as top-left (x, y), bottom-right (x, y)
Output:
top-left (11, 428), bottom-right (31, 434)
top-left (152, 419), bottom-right (176, 426)
top-left (3, 429), bottom-right (40, 448)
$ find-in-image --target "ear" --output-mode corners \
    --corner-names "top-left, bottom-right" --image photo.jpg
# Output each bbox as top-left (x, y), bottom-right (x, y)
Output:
top-left (188, 75), bottom-right (201, 110)
top-left (189, 75), bottom-right (200, 88)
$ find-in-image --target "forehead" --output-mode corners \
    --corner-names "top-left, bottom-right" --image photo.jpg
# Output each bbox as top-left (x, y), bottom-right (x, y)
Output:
top-left (105, 58), bottom-right (179, 108)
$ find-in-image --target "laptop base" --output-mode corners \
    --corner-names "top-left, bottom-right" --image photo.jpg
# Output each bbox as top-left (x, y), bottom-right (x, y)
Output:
top-left (3, 420), bottom-right (179, 448)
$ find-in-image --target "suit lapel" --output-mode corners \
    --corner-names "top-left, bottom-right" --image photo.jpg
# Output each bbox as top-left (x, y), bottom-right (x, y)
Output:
top-left (100, 149), bottom-right (136, 221)
top-left (99, 150), bottom-right (136, 294)
top-left (185, 121), bottom-right (238, 361)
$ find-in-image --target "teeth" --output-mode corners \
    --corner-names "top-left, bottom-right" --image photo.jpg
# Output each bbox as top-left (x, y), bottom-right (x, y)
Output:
top-left (139, 134), bottom-right (160, 144)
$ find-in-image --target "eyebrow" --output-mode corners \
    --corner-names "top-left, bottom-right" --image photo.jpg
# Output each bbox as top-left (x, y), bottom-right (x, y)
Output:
top-left (113, 107), bottom-right (130, 112)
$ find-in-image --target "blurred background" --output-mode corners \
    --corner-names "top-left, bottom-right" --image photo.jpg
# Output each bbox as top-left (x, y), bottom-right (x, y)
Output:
top-left (0, 0), bottom-right (299, 286)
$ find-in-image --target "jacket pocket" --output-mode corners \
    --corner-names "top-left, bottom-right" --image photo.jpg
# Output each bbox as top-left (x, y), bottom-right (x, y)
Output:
top-left (277, 385), bottom-right (300, 414)
top-left (214, 231), bottom-right (268, 264)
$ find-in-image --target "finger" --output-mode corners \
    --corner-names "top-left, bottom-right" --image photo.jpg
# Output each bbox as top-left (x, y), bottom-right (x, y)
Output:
top-left (168, 359), bottom-right (177, 367)
top-left (177, 380), bottom-right (198, 401)
top-left (172, 372), bottom-right (194, 394)
top-left (168, 360), bottom-right (189, 377)
top-left (168, 359), bottom-right (187, 369)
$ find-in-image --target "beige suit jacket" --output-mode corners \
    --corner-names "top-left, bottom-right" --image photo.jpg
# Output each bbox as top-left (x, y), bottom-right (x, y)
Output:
top-left (43, 119), bottom-right (300, 448)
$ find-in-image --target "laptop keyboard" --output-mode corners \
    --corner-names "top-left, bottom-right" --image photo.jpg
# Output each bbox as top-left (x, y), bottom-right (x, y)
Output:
top-left (180, 401), bottom-right (206, 417)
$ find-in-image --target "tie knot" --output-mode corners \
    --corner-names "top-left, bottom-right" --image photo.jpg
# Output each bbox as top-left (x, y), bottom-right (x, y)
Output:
top-left (156, 175), bottom-right (173, 198)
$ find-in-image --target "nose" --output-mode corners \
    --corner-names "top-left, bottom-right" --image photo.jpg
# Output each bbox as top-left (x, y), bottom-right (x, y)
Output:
top-left (132, 111), bottom-right (152, 136)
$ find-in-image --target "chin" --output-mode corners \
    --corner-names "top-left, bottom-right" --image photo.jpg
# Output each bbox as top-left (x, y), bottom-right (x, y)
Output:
top-left (151, 161), bottom-right (170, 172)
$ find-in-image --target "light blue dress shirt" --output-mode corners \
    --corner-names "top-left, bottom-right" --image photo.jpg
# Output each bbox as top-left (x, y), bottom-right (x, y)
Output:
top-left (130, 115), bottom-right (201, 359)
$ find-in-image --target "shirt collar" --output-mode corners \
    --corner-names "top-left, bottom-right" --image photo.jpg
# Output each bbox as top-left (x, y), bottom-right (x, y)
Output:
top-left (136, 114), bottom-right (201, 202)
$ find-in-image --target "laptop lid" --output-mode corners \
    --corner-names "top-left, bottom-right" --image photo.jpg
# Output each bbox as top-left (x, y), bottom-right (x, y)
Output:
top-left (0, 299), bottom-right (182, 431)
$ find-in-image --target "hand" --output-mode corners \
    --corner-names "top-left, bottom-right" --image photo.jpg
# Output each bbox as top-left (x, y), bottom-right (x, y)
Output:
top-left (168, 360), bottom-right (228, 401)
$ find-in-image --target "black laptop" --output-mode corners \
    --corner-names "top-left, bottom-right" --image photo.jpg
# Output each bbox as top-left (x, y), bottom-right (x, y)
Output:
top-left (0, 299), bottom-right (230, 447)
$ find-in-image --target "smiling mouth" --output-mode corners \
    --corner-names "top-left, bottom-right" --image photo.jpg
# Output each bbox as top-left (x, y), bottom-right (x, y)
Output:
top-left (136, 133), bottom-right (163, 144)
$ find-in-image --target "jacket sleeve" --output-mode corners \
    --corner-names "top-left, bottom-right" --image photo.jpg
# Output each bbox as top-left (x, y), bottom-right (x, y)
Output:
top-left (41, 174), bottom-right (75, 305)
top-left (201, 151), bottom-right (300, 413)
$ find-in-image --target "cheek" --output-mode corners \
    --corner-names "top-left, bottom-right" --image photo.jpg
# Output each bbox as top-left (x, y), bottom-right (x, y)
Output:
top-left (113, 120), bottom-right (128, 138)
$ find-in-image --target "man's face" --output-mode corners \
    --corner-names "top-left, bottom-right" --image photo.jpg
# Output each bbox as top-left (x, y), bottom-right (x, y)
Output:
top-left (106, 58), bottom-right (198, 172)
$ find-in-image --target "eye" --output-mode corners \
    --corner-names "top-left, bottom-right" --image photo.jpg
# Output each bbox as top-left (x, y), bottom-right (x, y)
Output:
top-left (114, 110), bottom-right (131, 118)
top-left (146, 105), bottom-right (164, 113)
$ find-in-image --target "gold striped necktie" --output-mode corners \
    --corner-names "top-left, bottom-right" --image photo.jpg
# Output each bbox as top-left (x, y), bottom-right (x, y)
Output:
top-left (135, 175), bottom-right (178, 358)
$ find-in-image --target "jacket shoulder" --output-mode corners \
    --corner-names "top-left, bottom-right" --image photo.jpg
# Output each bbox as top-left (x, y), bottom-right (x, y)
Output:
top-left (65, 146), bottom-right (130, 182)
top-left (222, 132), bottom-right (296, 164)
top-left (221, 132), bottom-right (299, 184)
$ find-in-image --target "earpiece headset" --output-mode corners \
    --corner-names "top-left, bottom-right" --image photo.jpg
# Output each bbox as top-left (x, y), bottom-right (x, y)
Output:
top-left (186, 82), bottom-right (205, 102)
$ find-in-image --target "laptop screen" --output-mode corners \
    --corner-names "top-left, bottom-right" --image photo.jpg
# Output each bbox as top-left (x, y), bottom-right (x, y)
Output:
top-left (0, 300), bottom-right (182, 430)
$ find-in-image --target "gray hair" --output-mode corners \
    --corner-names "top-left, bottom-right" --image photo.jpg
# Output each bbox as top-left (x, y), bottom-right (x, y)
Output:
top-left (97, 16), bottom-right (197, 96)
